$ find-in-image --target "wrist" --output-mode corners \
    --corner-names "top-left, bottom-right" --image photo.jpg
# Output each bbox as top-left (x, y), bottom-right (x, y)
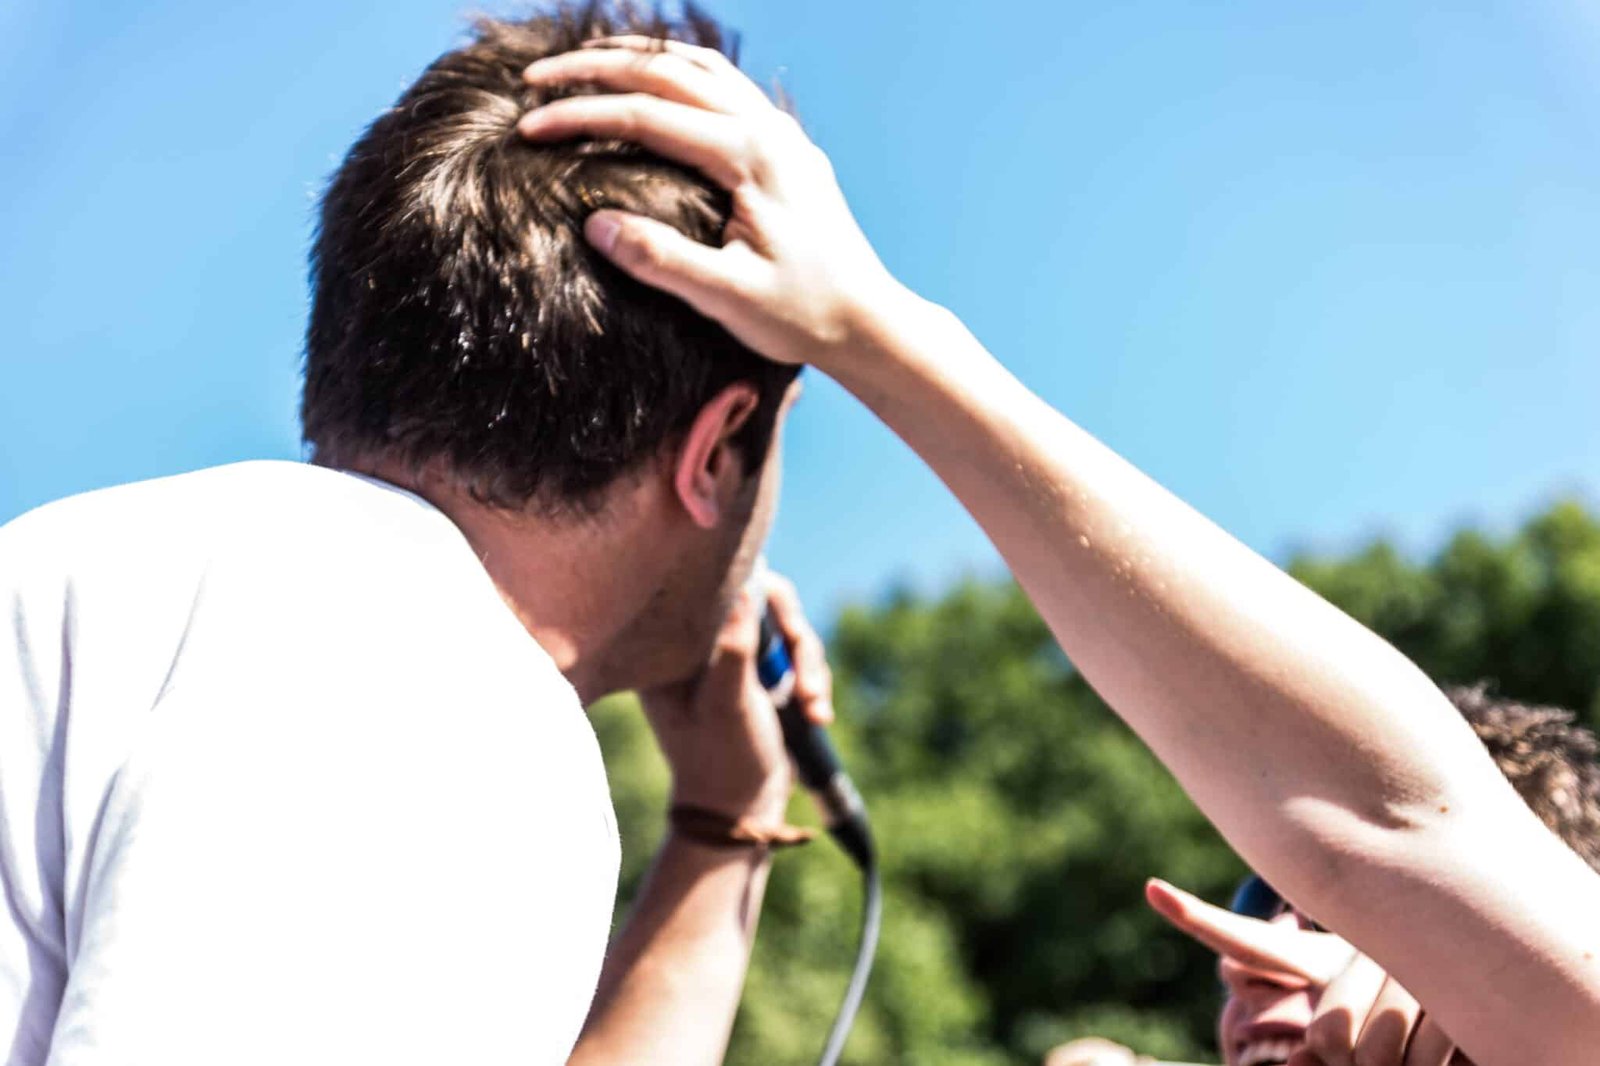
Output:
top-left (666, 777), bottom-right (812, 854)
top-left (663, 829), bottom-right (778, 867)
top-left (668, 775), bottom-right (792, 828)
top-left (666, 808), bottom-right (811, 855)
top-left (827, 282), bottom-right (973, 394)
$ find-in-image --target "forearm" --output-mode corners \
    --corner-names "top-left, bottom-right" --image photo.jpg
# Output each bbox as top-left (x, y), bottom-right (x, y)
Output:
top-left (509, 43), bottom-right (1600, 1057)
top-left (569, 834), bottom-right (771, 1066)
top-left (836, 291), bottom-right (1481, 835)
top-left (830, 291), bottom-right (1600, 1062)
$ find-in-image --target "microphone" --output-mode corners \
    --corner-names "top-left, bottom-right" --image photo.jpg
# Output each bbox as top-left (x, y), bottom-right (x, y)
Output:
top-left (752, 589), bottom-right (874, 870)
top-left (749, 563), bottom-right (881, 1066)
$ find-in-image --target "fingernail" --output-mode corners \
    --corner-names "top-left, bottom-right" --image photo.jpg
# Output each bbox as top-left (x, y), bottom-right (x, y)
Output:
top-left (1145, 878), bottom-right (1178, 905)
top-left (516, 110), bottom-right (544, 135)
top-left (585, 211), bottom-right (622, 255)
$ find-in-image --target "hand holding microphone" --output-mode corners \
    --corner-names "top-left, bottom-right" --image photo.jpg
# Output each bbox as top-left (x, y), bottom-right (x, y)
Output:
top-left (635, 570), bottom-right (836, 843)
top-left (748, 562), bottom-right (881, 1066)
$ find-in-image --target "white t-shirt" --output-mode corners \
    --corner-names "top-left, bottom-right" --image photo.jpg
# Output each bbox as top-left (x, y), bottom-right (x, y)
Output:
top-left (0, 461), bottom-right (620, 1064)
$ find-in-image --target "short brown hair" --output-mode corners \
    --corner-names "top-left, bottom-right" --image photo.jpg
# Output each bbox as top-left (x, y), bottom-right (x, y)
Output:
top-left (302, 2), bottom-right (797, 512)
top-left (1448, 684), bottom-right (1600, 872)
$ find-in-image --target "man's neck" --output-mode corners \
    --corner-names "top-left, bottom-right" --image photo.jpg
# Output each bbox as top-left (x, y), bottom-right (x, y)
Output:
top-left (352, 459), bottom-right (669, 704)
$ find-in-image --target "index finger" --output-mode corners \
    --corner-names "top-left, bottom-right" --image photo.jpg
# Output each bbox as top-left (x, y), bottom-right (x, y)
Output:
top-left (1146, 878), bottom-right (1353, 984)
top-left (580, 36), bottom-right (788, 121)
top-left (518, 93), bottom-right (751, 191)
top-left (524, 48), bottom-right (759, 115)
top-left (583, 35), bottom-right (744, 77)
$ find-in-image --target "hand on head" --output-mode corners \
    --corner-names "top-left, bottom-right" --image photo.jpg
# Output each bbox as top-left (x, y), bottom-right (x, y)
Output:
top-left (518, 37), bottom-right (904, 373)
top-left (1145, 880), bottom-right (1458, 1066)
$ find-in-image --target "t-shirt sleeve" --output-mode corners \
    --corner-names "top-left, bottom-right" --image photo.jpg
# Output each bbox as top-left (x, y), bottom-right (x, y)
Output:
top-left (2, 470), bottom-right (620, 1064)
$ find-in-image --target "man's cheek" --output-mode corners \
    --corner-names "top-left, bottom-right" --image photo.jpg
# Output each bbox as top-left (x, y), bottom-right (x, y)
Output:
top-left (1218, 995), bottom-right (1244, 1065)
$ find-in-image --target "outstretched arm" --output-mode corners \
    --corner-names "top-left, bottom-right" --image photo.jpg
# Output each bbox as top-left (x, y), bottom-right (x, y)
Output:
top-left (523, 41), bottom-right (1600, 1066)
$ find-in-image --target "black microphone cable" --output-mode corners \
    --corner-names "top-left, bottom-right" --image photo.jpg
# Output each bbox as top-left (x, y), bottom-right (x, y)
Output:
top-left (756, 605), bottom-right (881, 1066)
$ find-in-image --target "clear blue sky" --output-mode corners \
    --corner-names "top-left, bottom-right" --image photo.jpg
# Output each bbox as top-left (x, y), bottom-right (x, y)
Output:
top-left (3, 0), bottom-right (1597, 619)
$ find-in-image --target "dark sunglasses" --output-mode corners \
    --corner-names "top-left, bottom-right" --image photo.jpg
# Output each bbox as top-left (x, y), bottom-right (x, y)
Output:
top-left (1229, 873), bottom-right (1328, 933)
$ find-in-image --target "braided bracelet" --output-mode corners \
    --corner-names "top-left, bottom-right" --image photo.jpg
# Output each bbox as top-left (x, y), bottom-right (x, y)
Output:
top-left (669, 804), bottom-right (816, 850)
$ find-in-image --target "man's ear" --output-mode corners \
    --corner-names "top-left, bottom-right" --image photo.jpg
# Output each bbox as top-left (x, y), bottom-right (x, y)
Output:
top-left (672, 383), bottom-right (760, 530)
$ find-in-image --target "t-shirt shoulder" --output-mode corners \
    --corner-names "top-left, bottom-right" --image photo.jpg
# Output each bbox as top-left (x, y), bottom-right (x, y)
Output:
top-left (0, 462), bottom-right (617, 1064)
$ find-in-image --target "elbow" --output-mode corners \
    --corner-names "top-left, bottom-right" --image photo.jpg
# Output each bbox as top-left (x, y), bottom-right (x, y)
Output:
top-left (1267, 785), bottom-right (1458, 901)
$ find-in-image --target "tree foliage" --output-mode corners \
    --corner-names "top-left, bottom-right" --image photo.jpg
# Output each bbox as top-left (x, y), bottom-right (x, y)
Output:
top-left (591, 498), bottom-right (1600, 1063)
top-left (1290, 499), bottom-right (1600, 726)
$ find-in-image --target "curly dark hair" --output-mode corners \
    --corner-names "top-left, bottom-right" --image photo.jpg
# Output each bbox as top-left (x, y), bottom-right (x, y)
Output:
top-left (1448, 683), bottom-right (1600, 873)
top-left (302, 2), bottom-right (797, 513)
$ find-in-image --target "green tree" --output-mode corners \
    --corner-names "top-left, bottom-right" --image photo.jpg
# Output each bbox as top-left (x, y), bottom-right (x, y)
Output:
top-left (592, 577), bottom-right (1237, 1064)
top-left (592, 498), bottom-right (1600, 1064)
top-left (1291, 498), bottom-right (1600, 724)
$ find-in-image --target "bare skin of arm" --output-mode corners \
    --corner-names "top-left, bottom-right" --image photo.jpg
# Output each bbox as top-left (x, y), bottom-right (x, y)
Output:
top-left (569, 583), bottom-right (831, 1065)
top-left (521, 39), bottom-right (1600, 1066)
top-left (568, 837), bottom-right (771, 1066)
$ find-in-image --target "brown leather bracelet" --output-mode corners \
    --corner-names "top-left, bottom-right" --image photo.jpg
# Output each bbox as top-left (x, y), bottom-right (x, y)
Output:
top-left (668, 804), bottom-right (816, 850)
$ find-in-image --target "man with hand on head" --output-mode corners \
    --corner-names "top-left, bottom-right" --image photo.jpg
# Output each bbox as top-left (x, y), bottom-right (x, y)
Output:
top-left (0, 7), bottom-right (834, 1064)
top-left (518, 36), bottom-right (1600, 1065)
